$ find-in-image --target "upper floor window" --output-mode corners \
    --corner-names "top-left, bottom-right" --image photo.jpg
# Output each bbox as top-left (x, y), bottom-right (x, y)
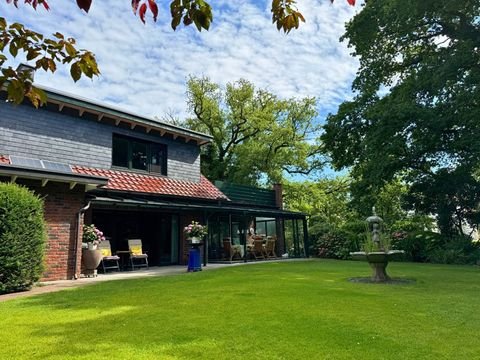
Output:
top-left (112, 134), bottom-right (167, 175)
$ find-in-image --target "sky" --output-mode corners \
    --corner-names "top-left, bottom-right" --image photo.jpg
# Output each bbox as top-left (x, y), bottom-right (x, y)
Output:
top-left (1, 0), bottom-right (360, 122)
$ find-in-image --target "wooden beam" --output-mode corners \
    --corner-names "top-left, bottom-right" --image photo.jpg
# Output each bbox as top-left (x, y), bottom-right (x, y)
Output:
top-left (160, 130), bottom-right (166, 136)
top-left (97, 113), bottom-right (104, 121)
top-left (145, 126), bottom-right (152, 133)
top-left (130, 123), bottom-right (136, 130)
top-left (41, 179), bottom-right (49, 187)
top-left (10, 175), bottom-right (17, 183)
top-left (69, 182), bottom-right (77, 190)
top-left (185, 136), bottom-right (191, 143)
top-left (58, 104), bottom-right (64, 111)
top-left (115, 119), bottom-right (121, 126)
top-left (173, 134), bottom-right (179, 140)
top-left (79, 109), bottom-right (85, 117)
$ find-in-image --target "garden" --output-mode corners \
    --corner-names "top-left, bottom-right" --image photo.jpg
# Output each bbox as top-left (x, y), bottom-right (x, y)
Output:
top-left (0, 260), bottom-right (479, 359)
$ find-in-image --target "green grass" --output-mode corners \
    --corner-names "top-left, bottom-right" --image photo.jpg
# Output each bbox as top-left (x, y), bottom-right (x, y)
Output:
top-left (1, 260), bottom-right (479, 359)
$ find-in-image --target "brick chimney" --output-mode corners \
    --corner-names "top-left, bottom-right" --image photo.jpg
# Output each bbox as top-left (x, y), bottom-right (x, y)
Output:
top-left (16, 63), bottom-right (36, 83)
top-left (273, 183), bottom-right (283, 209)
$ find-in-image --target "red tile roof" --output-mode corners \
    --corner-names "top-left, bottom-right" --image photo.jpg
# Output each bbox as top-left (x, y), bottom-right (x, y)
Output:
top-left (72, 165), bottom-right (229, 201)
top-left (0, 155), bottom-right (10, 164)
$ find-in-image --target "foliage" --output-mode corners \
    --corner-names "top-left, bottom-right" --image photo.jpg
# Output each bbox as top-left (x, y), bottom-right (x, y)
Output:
top-left (426, 234), bottom-right (480, 265)
top-left (0, 182), bottom-right (46, 294)
top-left (0, 17), bottom-right (99, 107)
top-left (390, 230), bottom-right (480, 265)
top-left (322, 0), bottom-right (480, 235)
top-left (185, 76), bottom-right (325, 185)
top-left (183, 221), bottom-right (207, 238)
top-left (284, 178), bottom-right (353, 224)
top-left (82, 224), bottom-right (106, 245)
top-left (313, 228), bottom-right (360, 259)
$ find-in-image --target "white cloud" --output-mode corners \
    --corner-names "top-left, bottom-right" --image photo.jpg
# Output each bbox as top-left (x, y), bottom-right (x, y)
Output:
top-left (1, 0), bottom-right (359, 119)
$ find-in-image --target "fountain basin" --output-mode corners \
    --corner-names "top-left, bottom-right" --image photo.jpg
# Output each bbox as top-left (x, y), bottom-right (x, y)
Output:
top-left (350, 250), bottom-right (405, 282)
top-left (350, 250), bottom-right (404, 262)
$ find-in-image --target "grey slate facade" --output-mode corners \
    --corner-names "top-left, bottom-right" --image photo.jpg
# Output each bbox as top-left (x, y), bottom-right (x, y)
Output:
top-left (0, 101), bottom-right (201, 182)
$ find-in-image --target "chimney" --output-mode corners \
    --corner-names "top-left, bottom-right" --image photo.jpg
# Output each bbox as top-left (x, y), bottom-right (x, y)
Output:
top-left (16, 63), bottom-right (36, 83)
top-left (273, 183), bottom-right (283, 209)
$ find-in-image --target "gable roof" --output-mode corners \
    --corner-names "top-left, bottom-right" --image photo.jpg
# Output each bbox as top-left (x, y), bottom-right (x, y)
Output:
top-left (72, 165), bottom-right (229, 201)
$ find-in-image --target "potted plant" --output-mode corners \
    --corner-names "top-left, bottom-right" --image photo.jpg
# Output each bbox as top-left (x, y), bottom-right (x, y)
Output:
top-left (81, 224), bottom-right (106, 277)
top-left (184, 221), bottom-right (207, 244)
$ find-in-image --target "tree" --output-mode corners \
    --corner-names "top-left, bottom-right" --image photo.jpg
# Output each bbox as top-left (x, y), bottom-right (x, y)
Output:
top-left (283, 177), bottom-right (353, 225)
top-left (322, 0), bottom-right (480, 235)
top-left (1, 0), bottom-right (355, 106)
top-left (185, 76), bottom-right (325, 185)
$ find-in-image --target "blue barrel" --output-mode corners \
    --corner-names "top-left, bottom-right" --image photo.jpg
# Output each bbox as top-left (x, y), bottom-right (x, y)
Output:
top-left (187, 247), bottom-right (202, 272)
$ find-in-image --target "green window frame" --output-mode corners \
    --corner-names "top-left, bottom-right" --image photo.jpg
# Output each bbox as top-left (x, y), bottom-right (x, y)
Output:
top-left (112, 134), bottom-right (167, 175)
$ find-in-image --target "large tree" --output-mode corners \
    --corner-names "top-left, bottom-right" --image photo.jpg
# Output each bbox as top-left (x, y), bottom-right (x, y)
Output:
top-left (322, 0), bottom-right (480, 235)
top-left (185, 76), bottom-right (325, 185)
top-left (1, 0), bottom-right (355, 106)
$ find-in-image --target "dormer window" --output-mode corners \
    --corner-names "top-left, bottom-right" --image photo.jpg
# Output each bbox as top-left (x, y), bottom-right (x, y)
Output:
top-left (112, 134), bottom-right (167, 175)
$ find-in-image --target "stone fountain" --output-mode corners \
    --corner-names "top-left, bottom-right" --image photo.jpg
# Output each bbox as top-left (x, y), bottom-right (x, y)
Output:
top-left (350, 208), bottom-right (404, 282)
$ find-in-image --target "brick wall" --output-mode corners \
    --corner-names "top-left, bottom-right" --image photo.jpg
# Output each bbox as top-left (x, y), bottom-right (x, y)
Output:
top-left (13, 180), bottom-right (86, 281)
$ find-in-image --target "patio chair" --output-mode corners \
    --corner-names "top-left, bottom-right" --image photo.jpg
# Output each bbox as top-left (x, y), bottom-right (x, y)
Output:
top-left (223, 238), bottom-right (242, 261)
top-left (249, 239), bottom-right (266, 260)
top-left (265, 237), bottom-right (277, 259)
top-left (128, 239), bottom-right (149, 270)
top-left (98, 240), bottom-right (121, 273)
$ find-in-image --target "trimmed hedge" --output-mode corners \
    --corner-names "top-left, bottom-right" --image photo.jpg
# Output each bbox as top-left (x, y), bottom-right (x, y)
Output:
top-left (0, 183), bottom-right (46, 294)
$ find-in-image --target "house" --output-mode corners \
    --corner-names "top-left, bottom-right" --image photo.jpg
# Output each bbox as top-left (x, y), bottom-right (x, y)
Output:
top-left (0, 71), bottom-right (307, 281)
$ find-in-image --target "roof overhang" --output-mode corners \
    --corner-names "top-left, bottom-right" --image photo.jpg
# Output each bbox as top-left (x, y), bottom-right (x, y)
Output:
top-left (89, 194), bottom-right (306, 219)
top-left (0, 84), bottom-right (213, 146)
top-left (0, 164), bottom-right (108, 191)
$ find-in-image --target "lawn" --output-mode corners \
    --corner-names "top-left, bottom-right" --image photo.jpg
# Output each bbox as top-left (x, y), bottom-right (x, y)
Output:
top-left (1, 260), bottom-right (479, 359)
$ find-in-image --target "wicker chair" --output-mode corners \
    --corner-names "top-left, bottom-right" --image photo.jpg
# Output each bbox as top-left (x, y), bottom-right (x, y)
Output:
top-left (223, 238), bottom-right (242, 261)
top-left (264, 237), bottom-right (277, 259)
top-left (250, 239), bottom-right (266, 260)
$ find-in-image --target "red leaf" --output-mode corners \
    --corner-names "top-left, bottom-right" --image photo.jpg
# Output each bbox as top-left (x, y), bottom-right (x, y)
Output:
top-left (139, 3), bottom-right (147, 23)
top-left (132, 0), bottom-right (140, 14)
top-left (148, 0), bottom-right (158, 22)
top-left (76, 0), bottom-right (92, 12)
top-left (347, 0), bottom-right (355, 5)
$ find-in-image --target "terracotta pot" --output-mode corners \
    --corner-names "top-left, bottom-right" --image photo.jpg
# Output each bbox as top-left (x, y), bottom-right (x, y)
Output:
top-left (82, 249), bottom-right (103, 277)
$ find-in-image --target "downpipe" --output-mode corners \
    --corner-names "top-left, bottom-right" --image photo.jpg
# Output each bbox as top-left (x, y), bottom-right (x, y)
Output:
top-left (72, 201), bottom-right (91, 280)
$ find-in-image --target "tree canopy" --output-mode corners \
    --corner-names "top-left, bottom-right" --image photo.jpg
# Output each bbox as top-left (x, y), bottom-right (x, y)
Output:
top-left (322, 0), bottom-right (480, 235)
top-left (184, 76), bottom-right (325, 185)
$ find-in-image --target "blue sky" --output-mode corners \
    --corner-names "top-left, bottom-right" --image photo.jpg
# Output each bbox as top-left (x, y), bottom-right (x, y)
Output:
top-left (2, 0), bottom-right (360, 123)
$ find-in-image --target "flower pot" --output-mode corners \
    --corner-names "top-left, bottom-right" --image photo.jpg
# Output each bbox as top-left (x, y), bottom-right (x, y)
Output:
top-left (189, 236), bottom-right (201, 244)
top-left (82, 249), bottom-right (103, 277)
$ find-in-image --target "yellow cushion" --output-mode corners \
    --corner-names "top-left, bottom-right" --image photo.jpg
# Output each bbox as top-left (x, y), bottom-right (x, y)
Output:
top-left (100, 248), bottom-right (111, 257)
top-left (130, 245), bottom-right (143, 255)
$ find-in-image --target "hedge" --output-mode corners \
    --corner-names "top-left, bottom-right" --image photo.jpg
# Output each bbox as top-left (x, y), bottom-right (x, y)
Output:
top-left (0, 182), bottom-right (46, 294)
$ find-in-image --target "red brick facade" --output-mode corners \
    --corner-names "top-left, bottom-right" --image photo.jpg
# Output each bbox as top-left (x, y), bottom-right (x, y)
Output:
top-left (16, 181), bottom-right (86, 281)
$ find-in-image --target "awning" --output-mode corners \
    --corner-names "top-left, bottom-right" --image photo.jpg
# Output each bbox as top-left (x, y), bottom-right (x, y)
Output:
top-left (90, 194), bottom-right (306, 219)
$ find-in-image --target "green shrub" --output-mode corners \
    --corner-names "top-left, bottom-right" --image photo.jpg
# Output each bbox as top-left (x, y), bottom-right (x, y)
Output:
top-left (390, 231), bottom-right (440, 262)
top-left (0, 183), bottom-right (46, 294)
top-left (314, 229), bottom-right (361, 260)
top-left (427, 235), bottom-right (480, 265)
